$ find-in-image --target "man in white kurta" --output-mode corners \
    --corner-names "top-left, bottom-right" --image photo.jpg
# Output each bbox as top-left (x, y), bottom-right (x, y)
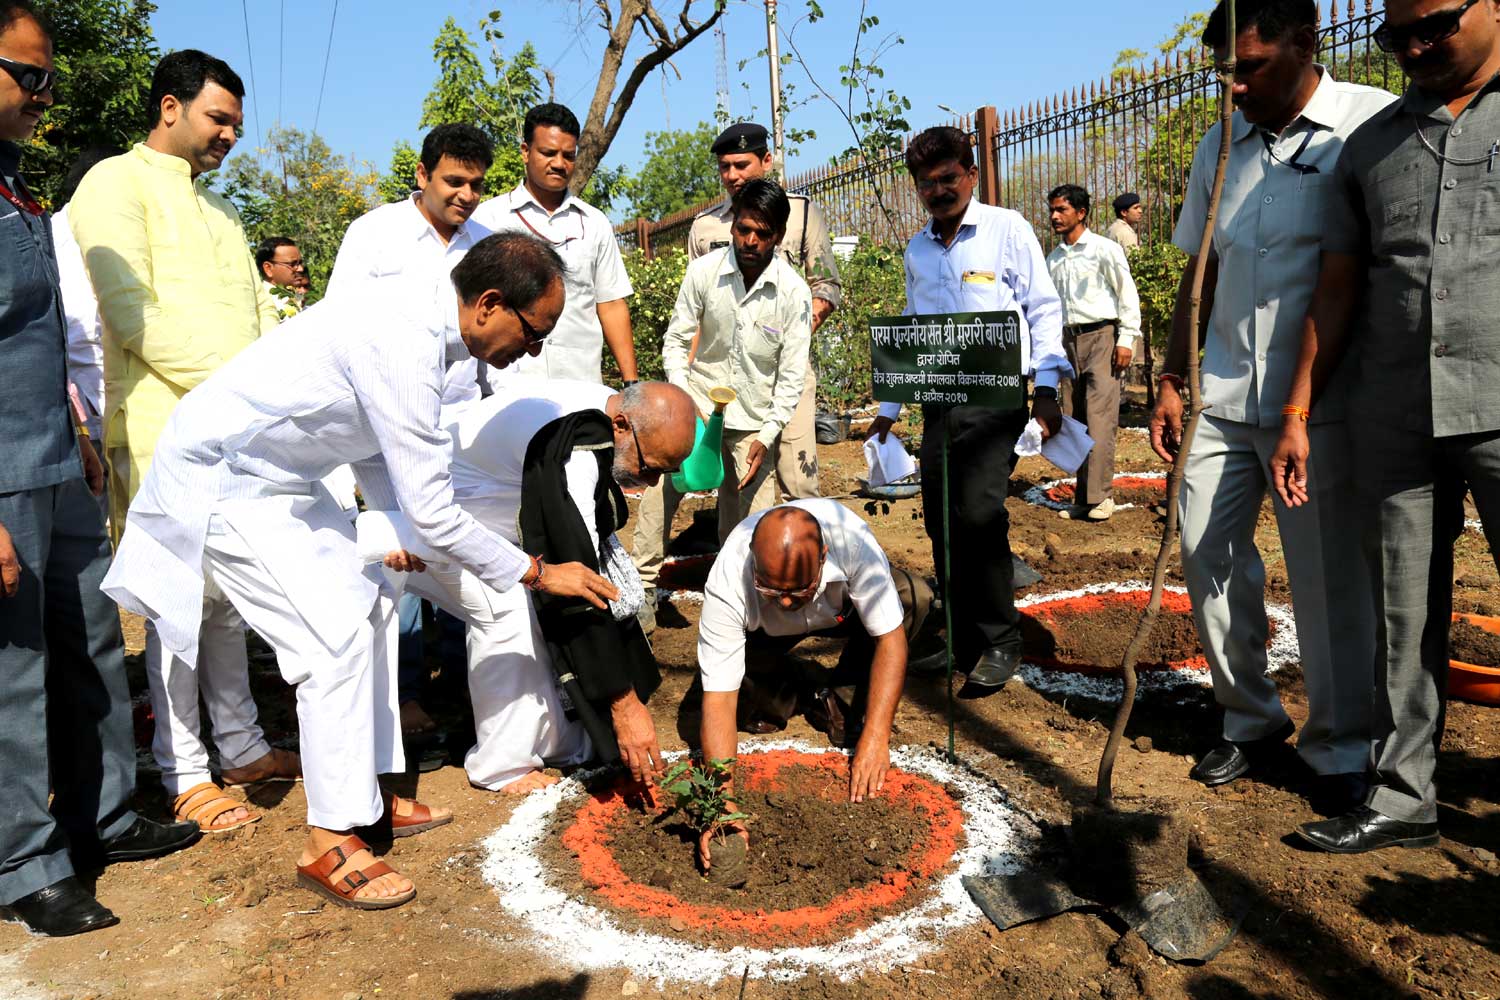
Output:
top-left (102, 233), bottom-right (617, 908)
top-left (390, 378), bottom-right (694, 792)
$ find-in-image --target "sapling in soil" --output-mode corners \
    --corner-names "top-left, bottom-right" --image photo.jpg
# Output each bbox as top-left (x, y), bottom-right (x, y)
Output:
top-left (659, 757), bottom-right (752, 888)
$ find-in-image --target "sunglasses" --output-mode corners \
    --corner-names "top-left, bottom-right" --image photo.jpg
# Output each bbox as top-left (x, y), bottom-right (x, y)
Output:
top-left (511, 305), bottom-right (546, 347)
top-left (1374, 0), bottom-right (1478, 52)
top-left (0, 55), bottom-right (53, 95)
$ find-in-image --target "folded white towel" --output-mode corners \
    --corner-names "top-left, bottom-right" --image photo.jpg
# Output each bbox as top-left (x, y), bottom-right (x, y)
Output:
top-left (1013, 414), bottom-right (1094, 475)
top-left (355, 510), bottom-right (445, 566)
top-left (862, 434), bottom-right (918, 488)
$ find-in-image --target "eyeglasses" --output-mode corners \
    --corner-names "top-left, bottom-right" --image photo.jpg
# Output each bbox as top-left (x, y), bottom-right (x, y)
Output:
top-left (1374, 0), bottom-right (1478, 52)
top-left (752, 550), bottom-right (825, 602)
top-left (915, 169), bottom-right (970, 193)
top-left (511, 305), bottom-right (546, 347)
top-left (270, 258), bottom-right (306, 271)
top-left (0, 56), bottom-right (53, 96)
top-left (626, 418), bottom-right (671, 481)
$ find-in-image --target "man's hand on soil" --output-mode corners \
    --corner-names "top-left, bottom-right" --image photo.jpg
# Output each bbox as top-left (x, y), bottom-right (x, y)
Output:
top-left (849, 736), bottom-right (891, 803)
top-left (698, 817), bottom-right (749, 871)
top-left (1032, 396), bottom-right (1063, 440)
top-left (865, 415), bottom-right (895, 443)
top-left (1149, 382), bottom-right (1184, 463)
top-left (539, 561), bottom-right (620, 610)
top-left (610, 690), bottom-right (662, 795)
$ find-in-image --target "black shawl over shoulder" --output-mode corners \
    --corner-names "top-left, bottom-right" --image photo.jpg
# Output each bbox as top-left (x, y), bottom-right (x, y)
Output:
top-left (518, 409), bottom-right (660, 763)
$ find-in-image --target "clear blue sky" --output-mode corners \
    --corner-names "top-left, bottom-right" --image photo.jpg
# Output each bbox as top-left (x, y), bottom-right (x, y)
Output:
top-left (151, 0), bottom-right (1205, 189)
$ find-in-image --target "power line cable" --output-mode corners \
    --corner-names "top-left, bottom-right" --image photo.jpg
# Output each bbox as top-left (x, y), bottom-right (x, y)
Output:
top-left (239, 0), bottom-right (262, 149)
top-left (312, 0), bottom-right (341, 137)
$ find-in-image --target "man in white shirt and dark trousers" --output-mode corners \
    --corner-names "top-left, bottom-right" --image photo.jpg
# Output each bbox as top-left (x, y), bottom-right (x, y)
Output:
top-left (102, 233), bottom-right (621, 911)
top-left (472, 103), bottom-right (636, 385)
top-left (632, 180), bottom-right (813, 614)
top-left (1046, 183), bottom-right (1143, 522)
top-left (693, 501), bottom-right (930, 871)
top-left (867, 127), bottom-right (1070, 695)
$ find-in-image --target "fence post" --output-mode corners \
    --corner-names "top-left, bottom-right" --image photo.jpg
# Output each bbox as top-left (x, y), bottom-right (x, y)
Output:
top-left (635, 217), bottom-right (652, 261)
top-left (975, 105), bottom-right (1001, 207)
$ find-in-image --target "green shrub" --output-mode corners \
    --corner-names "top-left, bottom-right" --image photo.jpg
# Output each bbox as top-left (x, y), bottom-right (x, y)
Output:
top-left (1126, 240), bottom-right (1188, 361)
top-left (814, 238), bottom-right (907, 412)
top-left (609, 247), bottom-right (688, 385)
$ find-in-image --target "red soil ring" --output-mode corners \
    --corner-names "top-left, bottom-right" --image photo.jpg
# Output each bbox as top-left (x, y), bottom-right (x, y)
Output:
top-left (1021, 588), bottom-right (1207, 675)
top-left (560, 750), bottom-right (964, 942)
top-left (1044, 474), bottom-right (1165, 506)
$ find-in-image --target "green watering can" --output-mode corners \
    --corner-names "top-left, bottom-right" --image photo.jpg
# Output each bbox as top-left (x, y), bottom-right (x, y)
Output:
top-left (671, 386), bottom-right (737, 492)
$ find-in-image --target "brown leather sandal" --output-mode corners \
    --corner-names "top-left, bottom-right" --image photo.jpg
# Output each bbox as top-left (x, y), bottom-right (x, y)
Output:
top-left (360, 794), bottom-right (454, 841)
top-left (221, 747), bottom-right (303, 789)
top-left (295, 835), bottom-right (415, 911)
top-left (173, 782), bottom-right (261, 834)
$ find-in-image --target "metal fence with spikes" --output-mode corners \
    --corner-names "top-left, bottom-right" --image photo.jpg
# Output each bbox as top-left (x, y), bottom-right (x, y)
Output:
top-left (617, 2), bottom-right (1394, 255)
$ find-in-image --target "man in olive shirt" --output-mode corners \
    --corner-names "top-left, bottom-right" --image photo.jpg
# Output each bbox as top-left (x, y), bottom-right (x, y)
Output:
top-left (1271, 0), bottom-right (1500, 854)
top-left (687, 123), bottom-right (842, 503)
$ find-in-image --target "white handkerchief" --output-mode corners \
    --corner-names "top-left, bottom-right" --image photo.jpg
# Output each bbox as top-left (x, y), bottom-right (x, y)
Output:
top-left (863, 434), bottom-right (918, 488)
top-left (355, 510), bottom-right (446, 566)
top-left (1013, 415), bottom-right (1095, 475)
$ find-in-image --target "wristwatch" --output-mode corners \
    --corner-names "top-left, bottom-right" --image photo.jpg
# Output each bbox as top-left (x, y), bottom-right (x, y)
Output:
top-left (1032, 386), bottom-right (1058, 402)
top-left (622, 379), bottom-right (640, 388)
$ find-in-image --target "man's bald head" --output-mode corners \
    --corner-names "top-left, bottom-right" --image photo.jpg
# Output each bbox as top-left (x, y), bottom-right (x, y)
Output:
top-left (607, 381), bottom-right (698, 489)
top-left (750, 506), bottom-right (827, 609)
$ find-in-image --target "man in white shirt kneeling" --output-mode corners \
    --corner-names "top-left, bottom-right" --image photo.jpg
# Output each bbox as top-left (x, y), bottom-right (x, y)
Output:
top-left (693, 500), bottom-right (932, 871)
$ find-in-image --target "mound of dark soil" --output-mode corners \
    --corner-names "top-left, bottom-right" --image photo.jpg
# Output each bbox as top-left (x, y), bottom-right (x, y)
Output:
top-left (1451, 620), bottom-right (1500, 667)
top-left (1022, 604), bottom-right (1205, 671)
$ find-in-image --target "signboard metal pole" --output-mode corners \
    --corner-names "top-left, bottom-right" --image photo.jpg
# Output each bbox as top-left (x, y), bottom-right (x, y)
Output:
top-left (941, 412), bottom-right (956, 764)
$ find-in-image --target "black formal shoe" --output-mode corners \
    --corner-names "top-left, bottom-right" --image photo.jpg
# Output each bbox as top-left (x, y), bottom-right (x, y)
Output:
top-left (1295, 805), bottom-right (1439, 854)
top-left (907, 649), bottom-right (954, 676)
top-left (85, 817), bottom-right (200, 866)
top-left (1187, 719), bottom-right (1296, 786)
top-left (1309, 771), bottom-right (1371, 816)
top-left (0, 877), bottom-right (119, 937)
top-left (958, 647), bottom-right (1022, 697)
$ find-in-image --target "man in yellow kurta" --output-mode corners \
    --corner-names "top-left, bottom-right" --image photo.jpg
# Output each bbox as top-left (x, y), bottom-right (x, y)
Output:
top-left (68, 49), bottom-right (294, 836)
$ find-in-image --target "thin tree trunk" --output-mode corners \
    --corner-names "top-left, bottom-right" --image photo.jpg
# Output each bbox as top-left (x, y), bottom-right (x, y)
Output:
top-left (1097, 3), bottom-right (1236, 809)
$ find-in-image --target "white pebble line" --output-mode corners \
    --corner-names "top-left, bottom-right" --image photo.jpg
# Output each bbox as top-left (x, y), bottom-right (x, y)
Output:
top-left (1020, 471), bottom-right (1167, 512)
top-left (1013, 580), bottom-right (1299, 700)
top-left (478, 739), bottom-right (1040, 986)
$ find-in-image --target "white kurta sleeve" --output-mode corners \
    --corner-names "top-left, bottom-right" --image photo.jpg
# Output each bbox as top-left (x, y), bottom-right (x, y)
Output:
top-left (351, 349), bottom-right (531, 590)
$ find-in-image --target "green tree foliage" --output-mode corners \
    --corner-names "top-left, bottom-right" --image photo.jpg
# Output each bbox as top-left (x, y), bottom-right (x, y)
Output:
top-left (379, 13), bottom-right (541, 205)
top-left (30, 0), bottom-right (158, 206)
top-left (614, 122), bottom-right (721, 221)
top-left (1125, 241), bottom-right (1188, 359)
top-left (221, 127), bottom-right (377, 304)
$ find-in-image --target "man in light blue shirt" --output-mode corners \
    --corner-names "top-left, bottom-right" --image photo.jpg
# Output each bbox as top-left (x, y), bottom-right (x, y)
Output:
top-left (867, 126), bottom-right (1070, 693)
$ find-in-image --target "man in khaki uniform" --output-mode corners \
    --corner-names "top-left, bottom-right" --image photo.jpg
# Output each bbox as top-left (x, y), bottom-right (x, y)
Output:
top-left (686, 122), bottom-right (841, 503)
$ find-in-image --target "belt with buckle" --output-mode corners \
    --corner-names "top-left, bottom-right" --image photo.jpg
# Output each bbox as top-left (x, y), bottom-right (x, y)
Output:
top-left (1064, 319), bottom-right (1116, 334)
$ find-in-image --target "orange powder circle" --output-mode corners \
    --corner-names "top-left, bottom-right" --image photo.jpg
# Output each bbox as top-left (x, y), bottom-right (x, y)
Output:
top-left (560, 750), bottom-right (964, 942)
top-left (1022, 588), bottom-right (1206, 673)
top-left (1044, 475), bottom-right (1165, 506)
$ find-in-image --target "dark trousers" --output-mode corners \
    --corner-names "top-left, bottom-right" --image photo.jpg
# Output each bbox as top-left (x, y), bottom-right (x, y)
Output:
top-left (0, 478), bottom-right (137, 903)
top-left (920, 404), bottom-right (1027, 663)
top-left (738, 568), bottom-right (933, 731)
top-left (396, 595), bottom-right (467, 707)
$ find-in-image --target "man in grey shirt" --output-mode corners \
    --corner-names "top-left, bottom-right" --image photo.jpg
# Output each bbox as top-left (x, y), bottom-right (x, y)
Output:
top-left (1271, 0), bottom-right (1500, 854)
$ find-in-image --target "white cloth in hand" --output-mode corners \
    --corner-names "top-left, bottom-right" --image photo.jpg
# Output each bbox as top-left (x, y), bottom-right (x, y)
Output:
top-left (355, 510), bottom-right (445, 566)
top-left (1013, 414), bottom-right (1094, 475)
top-left (862, 434), bottom-right (918, 488)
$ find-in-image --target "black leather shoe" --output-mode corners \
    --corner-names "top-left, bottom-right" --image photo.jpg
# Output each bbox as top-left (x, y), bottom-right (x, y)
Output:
top-left (958, 647), bottom-right (1022, 697)
top-left (1309, 771), bottom-right (1371, 816)
top-left (1, 877), bottom-right (119, 937)
top-left (907, 649), bottom-right (953, 676)
top-left (86, 817), bottom-right (200, 866)
top-left (1187, 719), bottom-right (1295, 786)
top-left (1296, 805), bottom-right (1439, 854)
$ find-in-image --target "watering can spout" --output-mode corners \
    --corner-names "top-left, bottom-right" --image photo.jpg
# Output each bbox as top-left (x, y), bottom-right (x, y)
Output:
top-left (671, 387), bottom-right (737, 493)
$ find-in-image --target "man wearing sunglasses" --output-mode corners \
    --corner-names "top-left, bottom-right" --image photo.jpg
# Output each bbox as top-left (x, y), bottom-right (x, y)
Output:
top-left (1149, 0), bottom-right (1396, 815)
top-left (1271, 0), bottom-right (1500, 854)
top-left (375, 380), bottom-right (696, 796)
top-left (693, 501), bottom-right (931, 874)
top-left (0, 0), bottom-right (201, 938)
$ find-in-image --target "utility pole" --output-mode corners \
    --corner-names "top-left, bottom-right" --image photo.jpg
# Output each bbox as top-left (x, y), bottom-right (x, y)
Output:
top-left (764, 0), bottom-right (784, 174)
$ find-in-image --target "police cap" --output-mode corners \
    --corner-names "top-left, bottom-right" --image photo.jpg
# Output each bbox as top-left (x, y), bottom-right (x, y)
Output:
top-left (711, 122), bottom-right (770, 156)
